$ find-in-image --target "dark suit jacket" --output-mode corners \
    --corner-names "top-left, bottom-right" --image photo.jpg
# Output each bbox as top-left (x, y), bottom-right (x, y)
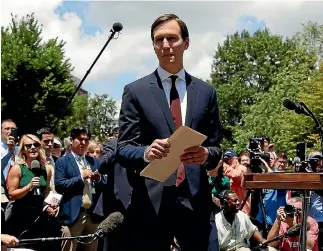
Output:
top-left (117, 70), bottom-right (222, 214)
top-left (54, 153), bottom-right (105, 225)
top-left (95, 138), bottom-right (132, 216)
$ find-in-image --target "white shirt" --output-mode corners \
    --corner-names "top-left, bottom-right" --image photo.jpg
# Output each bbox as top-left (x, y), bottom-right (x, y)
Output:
top-left (157, 65), bottom-right (187, 124)
top-left (215, 210), bottom-right (257, 251)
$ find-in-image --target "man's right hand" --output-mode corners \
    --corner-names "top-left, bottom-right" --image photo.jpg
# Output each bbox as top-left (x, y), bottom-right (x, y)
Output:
top-left (144, 139), bottom-right (170, 162)
top-left (82, 169), bottom-right (92, 179)
top-left (7, 135), bottom-right (16, 152)
top-left (276, 207), bottom-right (286, 222)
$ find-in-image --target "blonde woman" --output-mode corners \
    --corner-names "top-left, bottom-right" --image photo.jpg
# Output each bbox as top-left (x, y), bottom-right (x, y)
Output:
top-left (6, 134), bottom-right (56, 249)
top-left (86, 140), bottom-right (103, 159)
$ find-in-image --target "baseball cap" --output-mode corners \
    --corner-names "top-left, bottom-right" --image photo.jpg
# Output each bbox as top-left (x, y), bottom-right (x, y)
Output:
top-left (309, 152), bottom-right (323, 159)
top-left (224, 150), bottom-right (237, 158)
top-left (54, 138), bottom-right (62, 146)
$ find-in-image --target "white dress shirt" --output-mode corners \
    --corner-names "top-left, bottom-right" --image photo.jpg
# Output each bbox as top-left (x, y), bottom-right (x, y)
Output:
top-left (157, 65), bottom-right (187, 124)
top-left (215, 210), bottom-right (257, 251)
top-left (71, 151), bottom-right (95, 195)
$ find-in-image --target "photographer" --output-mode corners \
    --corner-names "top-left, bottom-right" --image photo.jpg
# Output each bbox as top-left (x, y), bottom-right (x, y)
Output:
top-left (309, 152), bottom-right (323, 251)
top-left (215, 190), bottom-right (276, 251)
top-left (1, 119), bottom-right (18, 180)
top-left (267, 197), bottom-right (319, 251)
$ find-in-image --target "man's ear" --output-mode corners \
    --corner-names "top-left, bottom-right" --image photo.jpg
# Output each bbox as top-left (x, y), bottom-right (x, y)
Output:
top-left (184, 38), bottom-right (189, 50)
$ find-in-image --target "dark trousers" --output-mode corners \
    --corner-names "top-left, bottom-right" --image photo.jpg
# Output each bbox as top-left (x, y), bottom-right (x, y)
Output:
top-left (120, 198), bottom-right (218, 251)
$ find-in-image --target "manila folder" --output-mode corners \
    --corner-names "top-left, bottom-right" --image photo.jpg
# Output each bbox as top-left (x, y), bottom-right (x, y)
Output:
top-left (140, 126), bottom-right (207, 182)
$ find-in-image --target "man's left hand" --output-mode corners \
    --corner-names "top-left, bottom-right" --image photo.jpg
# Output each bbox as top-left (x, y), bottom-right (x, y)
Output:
top-left (180, 146), bottom-right (208, 165)
top-left (90, 171), bottom-right (101, 182)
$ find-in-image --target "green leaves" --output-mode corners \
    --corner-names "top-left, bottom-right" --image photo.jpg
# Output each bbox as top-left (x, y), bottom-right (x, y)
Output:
top-left (1, 13), bottom-right (75, 135)
top-left (209, 25), bottom-right (320, 155)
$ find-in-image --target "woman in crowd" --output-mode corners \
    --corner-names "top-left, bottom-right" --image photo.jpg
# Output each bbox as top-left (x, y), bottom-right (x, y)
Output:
top-left (86, 140), bottom-right (103, 159)
top-left (6, 134), bottom-right (56, 249)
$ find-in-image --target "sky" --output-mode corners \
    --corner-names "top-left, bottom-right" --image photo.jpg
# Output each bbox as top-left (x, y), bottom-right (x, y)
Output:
top-left (2, 0), bottom-right (323, 112)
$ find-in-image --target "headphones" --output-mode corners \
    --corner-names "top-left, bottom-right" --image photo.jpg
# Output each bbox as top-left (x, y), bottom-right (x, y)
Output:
top-left (219, 190), bottom-right (230, 208)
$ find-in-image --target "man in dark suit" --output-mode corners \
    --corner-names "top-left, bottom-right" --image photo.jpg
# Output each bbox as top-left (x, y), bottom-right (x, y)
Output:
top-left (117, 14), bottom-right (222, 251)
top-left (55, 126), bottom-right (105, 251)
top-left (94, 128), bottom-right (132, 251)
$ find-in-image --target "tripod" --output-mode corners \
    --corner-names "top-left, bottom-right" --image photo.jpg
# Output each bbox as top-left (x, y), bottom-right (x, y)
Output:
top-left (240, 188), bottom-right (269, 237)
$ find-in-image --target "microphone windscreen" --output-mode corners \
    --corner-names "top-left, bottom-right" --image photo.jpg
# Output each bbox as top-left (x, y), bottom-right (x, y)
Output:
top-left (31, 160), bottom-right (41, 169)
top-left (98, 211), bottom-right (124, 234)
top-left (293, 157), bottom-right (301, 163)
top-left (283, 99), bottom-right (297, 110)
top-left (112, 22), bottom-right (123, 32)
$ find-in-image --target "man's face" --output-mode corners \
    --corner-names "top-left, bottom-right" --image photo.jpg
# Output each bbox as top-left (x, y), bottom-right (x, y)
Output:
top-left (72, 133), bottom-right (89, 156)
top-left (153, 20), bottom-right (189, 69)
top-left (275, 157), bottom-right (287, 171)
top-left (226, 193), bottom-right (240, 214)
top-left (240, 155), bottom-right (250, 166)
top-left (1, 121), bottom-right (17, 141)
top-left (41, 133), bottom-right (54, 154)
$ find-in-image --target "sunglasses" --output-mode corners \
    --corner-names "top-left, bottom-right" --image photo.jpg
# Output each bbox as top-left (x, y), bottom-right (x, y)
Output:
top-left (25, 142), bottom-right (41, 149)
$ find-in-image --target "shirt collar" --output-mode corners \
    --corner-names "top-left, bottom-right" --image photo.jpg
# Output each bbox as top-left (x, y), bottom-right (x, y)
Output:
top-left (157, 65), bottom-right (186, 83)
top-left (1, 140), bottom-right (8, 149)
top-left (71, 151), bottom-right (85, 161)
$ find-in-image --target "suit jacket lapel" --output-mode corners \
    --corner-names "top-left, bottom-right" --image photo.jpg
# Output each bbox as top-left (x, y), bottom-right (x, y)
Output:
top-left (67, 153), bottom-right (81, 175)
top-left (150, 70), bottom-right (176, 133)
top-left (185, 72), bottom-right (197, 127)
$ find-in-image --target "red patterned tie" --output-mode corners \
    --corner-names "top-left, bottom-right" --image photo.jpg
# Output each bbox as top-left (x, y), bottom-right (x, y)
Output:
top-left (169, 75), bottom-right (185, 186)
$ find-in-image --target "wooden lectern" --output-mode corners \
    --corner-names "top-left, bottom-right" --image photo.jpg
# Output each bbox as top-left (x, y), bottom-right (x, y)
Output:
top-left (244, 172), bottom-right (323, 251)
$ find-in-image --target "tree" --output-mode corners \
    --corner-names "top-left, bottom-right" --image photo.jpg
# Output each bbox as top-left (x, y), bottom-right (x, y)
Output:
top-left (209, 29), bottom-right (316, 147)
top-left (294, 21), bottom-right (323, 62)
top-left (1, 14), bottom-right (75, 135)
top-left (55, 94), bottom-right (89, 139)
top-left (87, 94), bottom-right (117, 142)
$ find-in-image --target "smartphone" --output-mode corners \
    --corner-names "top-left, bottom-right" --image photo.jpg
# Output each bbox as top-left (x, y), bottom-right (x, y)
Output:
top-left (10, 128), bottom-right (18, 142)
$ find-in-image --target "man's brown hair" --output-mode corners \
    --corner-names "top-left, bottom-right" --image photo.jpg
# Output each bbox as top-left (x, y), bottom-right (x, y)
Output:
top-left (151, 14), bottom-right (189, 42)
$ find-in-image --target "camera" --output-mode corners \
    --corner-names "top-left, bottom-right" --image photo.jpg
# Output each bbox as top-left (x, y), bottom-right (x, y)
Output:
top-left (284, 205), bottom-right (299, 216)
top-left (247, 137), bottom-right (270, 173)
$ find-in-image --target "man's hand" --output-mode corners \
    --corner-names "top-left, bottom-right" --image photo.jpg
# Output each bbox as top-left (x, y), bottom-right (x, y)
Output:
top-left (7, 135), bottom-right (16, 152)
top-left (276, 207), bottom-right (286, 222)
top-left (46, 206), bottom-right (58, 216)
top-left (82, 169), bottom-right (93, 179)
top-left (180, 146), bottom-right (208, 165)
top-left (144, 139), bottom-right (170, 162)
top-left (90, 170), bottom-right (101, 182)
top-left (1, 234), bottom-right (19, 247)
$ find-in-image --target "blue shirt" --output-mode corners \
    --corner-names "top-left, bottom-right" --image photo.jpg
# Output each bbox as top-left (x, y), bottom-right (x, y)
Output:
top-left (310, 191), bottom-right (323, 223)
top-left (1, 140), bottom-right (18, 180)
top-left (256, 188), bottom-right (287, 225)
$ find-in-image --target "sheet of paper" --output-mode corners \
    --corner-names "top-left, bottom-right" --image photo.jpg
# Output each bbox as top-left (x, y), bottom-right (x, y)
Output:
top-left (140, 126), bottom-right (207, 182)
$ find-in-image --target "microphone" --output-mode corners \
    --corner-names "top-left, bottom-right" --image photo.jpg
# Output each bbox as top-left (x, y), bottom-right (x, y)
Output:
top-left (18, 212), bottom-right (124, 245)
top-left (31, 160), bottom-right (41, 195)
top-left (283, 99), bottom-right (310, 117)
top-left (112, 22), bottom-right (123, 32)
top-left (285, 223), bottom-right (301, 237)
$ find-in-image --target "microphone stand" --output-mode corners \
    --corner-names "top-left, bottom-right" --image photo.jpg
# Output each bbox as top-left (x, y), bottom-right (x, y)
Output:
top-left (51, 22), bottom-right (123, 132)
top-left (251, 227), bottom-right (300, 251)
top-left (299, 102), bottom-right (323, 154)
top-left (295, 101), bottom-right (322, 251)
top-left (18, 231), bottom-right (105, 246)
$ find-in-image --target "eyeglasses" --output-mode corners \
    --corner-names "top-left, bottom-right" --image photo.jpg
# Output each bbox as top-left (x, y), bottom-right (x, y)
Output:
top-left (53, 143), bottom-right (61, 149)
top-left (25, 142), bottom-right (41, 149)
top-left (43, 139), bottom-right (54, 144)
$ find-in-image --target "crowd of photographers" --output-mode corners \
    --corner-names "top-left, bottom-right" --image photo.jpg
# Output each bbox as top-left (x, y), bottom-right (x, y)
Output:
top-left (1, 118), bottom-right (323, 251)
top-left (207, 136), bottom-right (323, 251)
